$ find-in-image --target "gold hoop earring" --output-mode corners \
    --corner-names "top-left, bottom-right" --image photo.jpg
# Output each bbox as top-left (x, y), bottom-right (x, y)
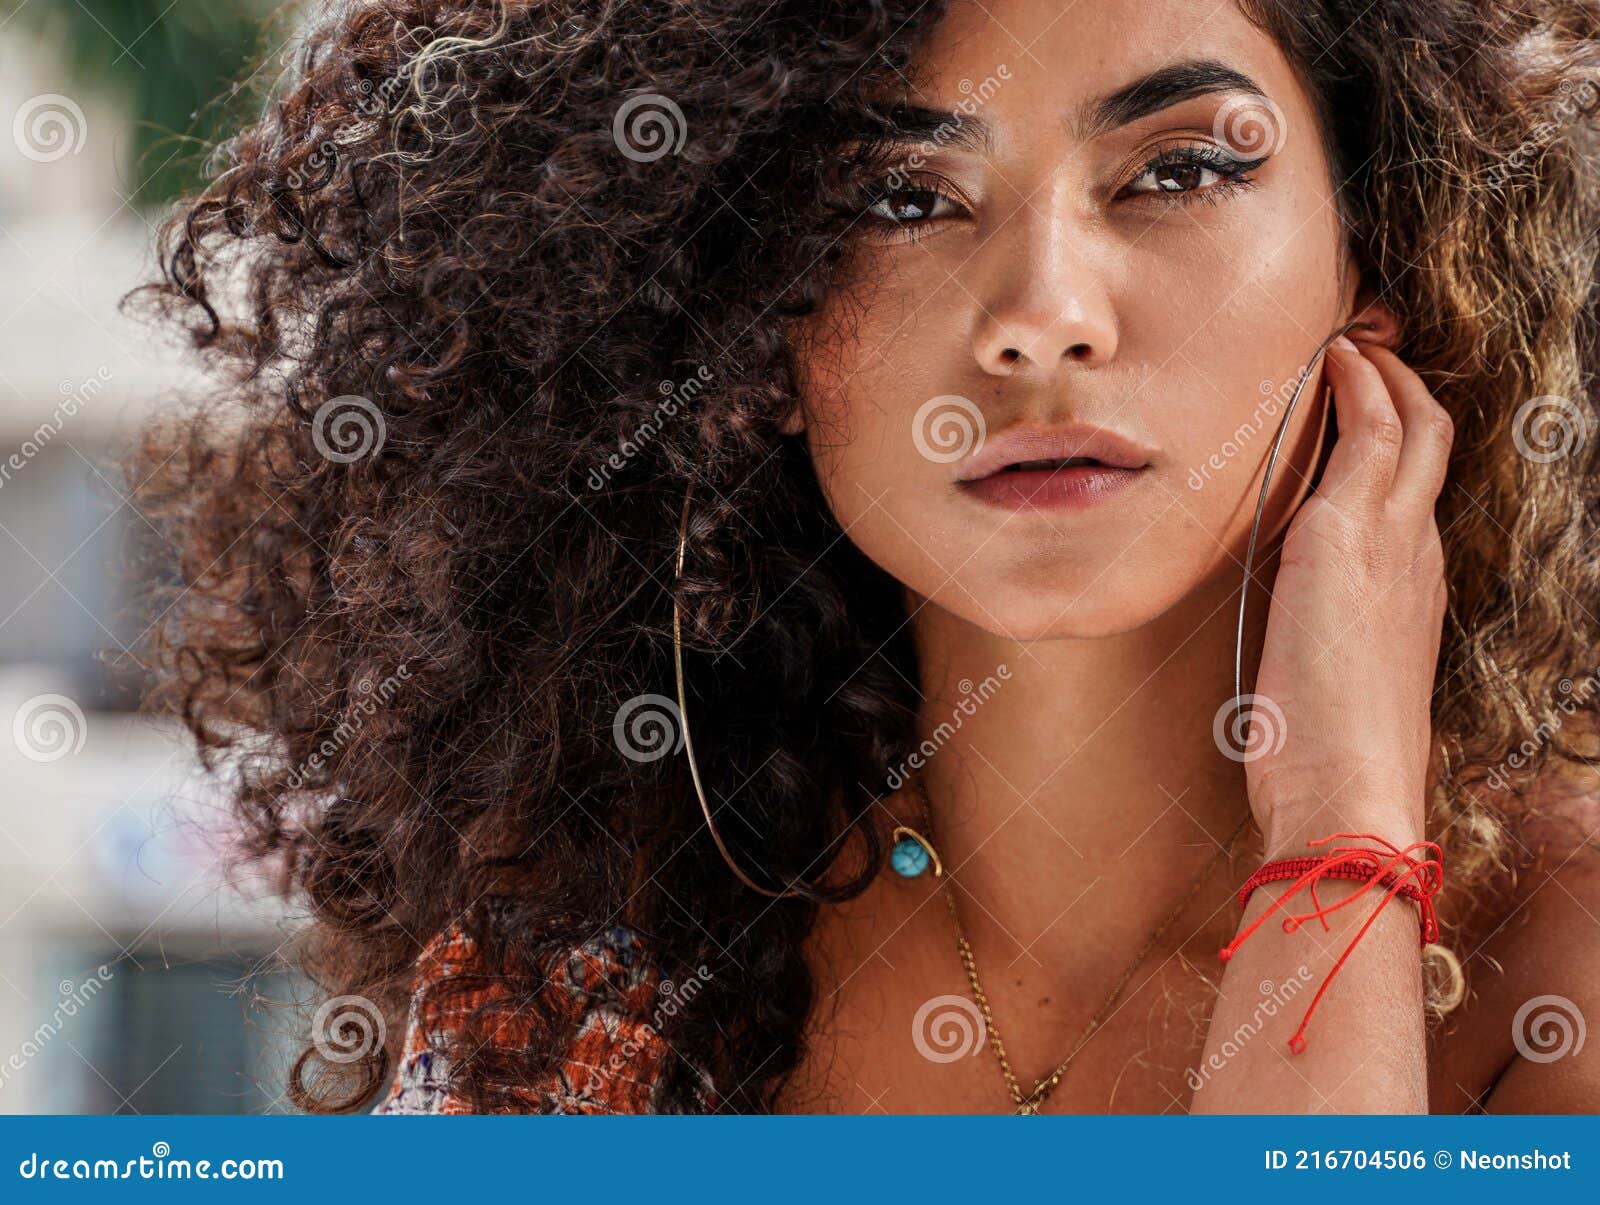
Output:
top-left (674, 481), bottom-right (822, 899)
top-left (1231, 318), bottom-right (1361, 731)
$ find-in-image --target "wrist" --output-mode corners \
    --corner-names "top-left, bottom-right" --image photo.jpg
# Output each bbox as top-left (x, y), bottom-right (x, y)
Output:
top-left (1259, 798), bottom-right (1425, 862)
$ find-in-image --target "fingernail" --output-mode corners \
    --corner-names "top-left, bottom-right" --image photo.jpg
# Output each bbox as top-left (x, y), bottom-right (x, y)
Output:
top-left (1331, 335), bottom-right (1358, 353)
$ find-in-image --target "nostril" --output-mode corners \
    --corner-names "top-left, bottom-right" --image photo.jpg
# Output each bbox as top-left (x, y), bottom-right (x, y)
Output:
top-left (997, 347), bottom-right (1021, 366)
top-left (1066, 342), bottom-right (1093, 360)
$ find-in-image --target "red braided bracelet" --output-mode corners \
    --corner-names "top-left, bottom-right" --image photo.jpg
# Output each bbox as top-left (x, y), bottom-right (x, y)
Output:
top-left (1218, 831), bottom-right (1443, 1054)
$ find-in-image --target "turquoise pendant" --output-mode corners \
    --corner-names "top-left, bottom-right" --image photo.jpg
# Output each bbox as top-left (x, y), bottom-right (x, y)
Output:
top-left (890, 825), bottom-right (941, 878)
top-left (891, 836), bottom-right (930, 877)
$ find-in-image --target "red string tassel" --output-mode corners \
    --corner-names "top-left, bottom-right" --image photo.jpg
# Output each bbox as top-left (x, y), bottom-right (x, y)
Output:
top-left (1218, 832), bottom-right (1442, 1054)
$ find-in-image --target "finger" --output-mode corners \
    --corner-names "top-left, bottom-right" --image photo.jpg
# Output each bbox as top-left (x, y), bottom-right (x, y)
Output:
top-left (1356, 343), bottom-right (1453, 509)
top-left (1314, 335), bottom-right (1403, 501)
top-left (1430, 514), bottom-right (1449, 622)
top-left (1419, 513), bottom-right (1449, 635)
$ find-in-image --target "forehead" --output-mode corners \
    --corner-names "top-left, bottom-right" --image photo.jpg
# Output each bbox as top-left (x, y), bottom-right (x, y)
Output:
top-left (902, 0), bottom-right (1306, 125)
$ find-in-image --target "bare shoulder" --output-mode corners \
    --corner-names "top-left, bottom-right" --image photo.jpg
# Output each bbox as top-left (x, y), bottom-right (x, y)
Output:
top-left (1431, 763), bottom-right (1600, 1113)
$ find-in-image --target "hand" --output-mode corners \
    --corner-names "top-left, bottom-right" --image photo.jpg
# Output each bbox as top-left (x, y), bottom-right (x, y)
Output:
top-left (1245, 330), bottom-right (1451, 858)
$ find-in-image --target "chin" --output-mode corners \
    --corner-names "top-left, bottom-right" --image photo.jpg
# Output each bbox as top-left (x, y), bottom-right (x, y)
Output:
top-left (924, 558), bottom-right (1188, 643)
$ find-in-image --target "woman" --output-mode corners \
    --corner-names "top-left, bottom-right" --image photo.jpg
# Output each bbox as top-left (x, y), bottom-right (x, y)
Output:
top-left (131, 0), bottom-right (1600, 1114)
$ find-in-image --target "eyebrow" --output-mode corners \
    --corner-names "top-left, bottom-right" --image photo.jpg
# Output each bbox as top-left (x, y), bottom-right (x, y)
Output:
top-left (866, 58), bottom-right (1269, 153)
top-left (1077, 59), bottom-right (1269, 141)
top-left (863, 103), bottom-right (994, 154)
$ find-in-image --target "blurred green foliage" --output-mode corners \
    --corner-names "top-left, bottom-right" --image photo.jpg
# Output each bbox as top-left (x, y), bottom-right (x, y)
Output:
top-left (7, 0), bottom-right (283, 206)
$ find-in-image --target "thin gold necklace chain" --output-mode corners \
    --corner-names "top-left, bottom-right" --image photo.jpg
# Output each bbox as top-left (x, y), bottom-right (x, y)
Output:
top-left (914, 776), bottom-right (1252, 1115)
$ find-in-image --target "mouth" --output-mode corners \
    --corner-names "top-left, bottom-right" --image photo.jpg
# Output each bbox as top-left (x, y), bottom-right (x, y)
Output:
top-left (960, 458), bottom-right (1147, 511)
top-left (955, 426), bottom-right (1155, 511)
top-left (993, 455), bottom-right (1110, 473)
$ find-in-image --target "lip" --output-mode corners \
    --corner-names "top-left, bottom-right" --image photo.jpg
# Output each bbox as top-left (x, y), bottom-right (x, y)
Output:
top-left (956, 423), bottom-right (1155, 512)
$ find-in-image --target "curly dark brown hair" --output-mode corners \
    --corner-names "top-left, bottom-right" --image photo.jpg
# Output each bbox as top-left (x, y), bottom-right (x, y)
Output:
top-left (127, 0), bottom-right (1600, 1113)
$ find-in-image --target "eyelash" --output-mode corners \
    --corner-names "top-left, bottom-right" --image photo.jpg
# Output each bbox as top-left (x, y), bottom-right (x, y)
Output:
top-left (858, 144), bottom-right (1265, 241)
top-left (1124, 144), bottom-right (1265, 207)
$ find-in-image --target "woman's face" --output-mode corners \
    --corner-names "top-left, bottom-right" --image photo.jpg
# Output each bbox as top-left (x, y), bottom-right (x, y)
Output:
top-left (791, 0), bottom-right (1357, 640)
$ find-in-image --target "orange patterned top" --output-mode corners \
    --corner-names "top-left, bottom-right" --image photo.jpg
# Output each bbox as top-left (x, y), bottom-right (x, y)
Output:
top-left (376, 921), bottom-right (712, 1114)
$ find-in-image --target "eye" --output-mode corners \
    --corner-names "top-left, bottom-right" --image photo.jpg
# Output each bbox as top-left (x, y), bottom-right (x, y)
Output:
top-left (863, 184), bottom-right (963, 226)
top-left (1123, 145), bottom-right (1265, 205)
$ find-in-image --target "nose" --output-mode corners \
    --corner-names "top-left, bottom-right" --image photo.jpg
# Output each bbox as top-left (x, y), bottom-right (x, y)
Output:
top-left (970, 215), bottom-right (1118, 377)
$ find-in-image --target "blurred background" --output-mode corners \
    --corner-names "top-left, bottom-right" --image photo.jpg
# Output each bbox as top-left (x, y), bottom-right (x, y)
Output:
top-left (0, 0), bottom-right (309, 1113)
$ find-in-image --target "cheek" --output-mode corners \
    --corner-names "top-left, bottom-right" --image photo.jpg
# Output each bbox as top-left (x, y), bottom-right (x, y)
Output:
top-left (1133, 207), bottom-right (1346, 552)
top-left (794, 288), bottom-right (990, 603)
top-left (798, 368), bottom-right (958, 591)
top-left (793, 262), bottom-right (975, 517)
top-left (798, 254), bottom-right (975, 421)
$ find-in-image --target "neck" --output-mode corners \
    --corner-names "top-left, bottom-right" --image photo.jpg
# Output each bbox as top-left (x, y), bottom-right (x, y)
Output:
top-left (898, 563), bottom-right (1273, 952)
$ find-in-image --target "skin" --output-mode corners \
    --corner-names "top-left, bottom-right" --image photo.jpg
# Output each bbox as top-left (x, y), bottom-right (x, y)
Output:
top-left (780, 0), bottom-right (1597, 1113)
